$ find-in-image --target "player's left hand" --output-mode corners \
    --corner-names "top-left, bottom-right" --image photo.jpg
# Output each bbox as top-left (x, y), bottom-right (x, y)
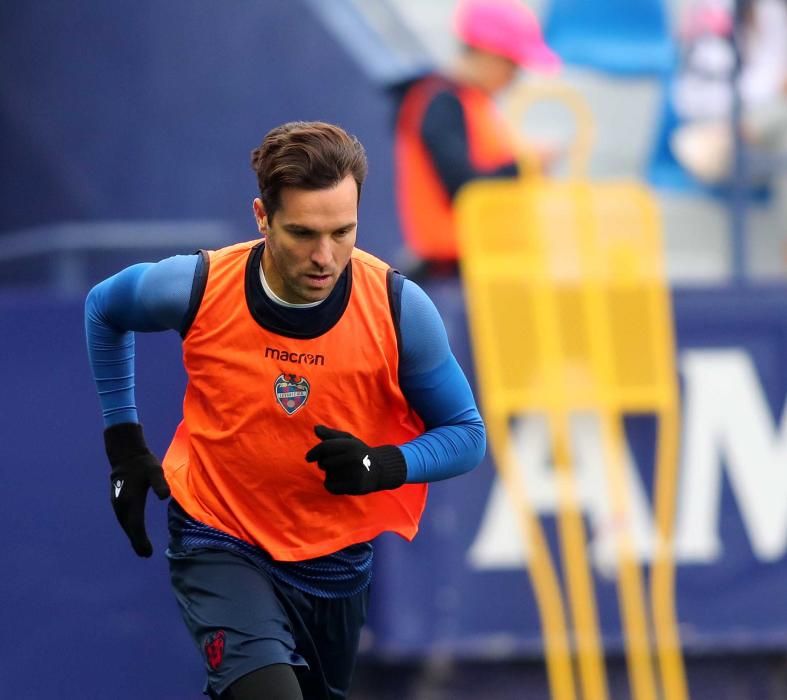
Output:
top-left (305, 425), bottom-right (407, 495)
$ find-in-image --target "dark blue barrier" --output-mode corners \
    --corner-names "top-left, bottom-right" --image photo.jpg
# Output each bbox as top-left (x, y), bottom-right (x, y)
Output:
top-left (2, 281), bottom-right (787, 696)
top-left (370, 281), bottom-right (787, 657)
top-left (0, 294), bottom-right (199, 696)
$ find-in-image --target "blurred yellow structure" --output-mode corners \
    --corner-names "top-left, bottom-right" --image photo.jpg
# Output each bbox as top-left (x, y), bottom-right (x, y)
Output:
top-left (455, 85), bottom-right (688, 700)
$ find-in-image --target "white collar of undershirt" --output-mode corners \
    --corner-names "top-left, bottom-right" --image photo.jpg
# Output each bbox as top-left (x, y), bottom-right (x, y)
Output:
top-left (259, 262), bottom-right (325, 309)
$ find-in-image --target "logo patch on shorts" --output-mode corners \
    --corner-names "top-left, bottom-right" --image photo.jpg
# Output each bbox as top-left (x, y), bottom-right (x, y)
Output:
top-left (204, 630), bottom-right (226, 670)
top-left (274, 373), bottom-right (310, 415)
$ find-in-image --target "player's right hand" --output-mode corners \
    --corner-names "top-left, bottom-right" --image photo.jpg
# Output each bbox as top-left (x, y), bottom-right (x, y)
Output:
top-left (103, 423), bottom-right (170, 557)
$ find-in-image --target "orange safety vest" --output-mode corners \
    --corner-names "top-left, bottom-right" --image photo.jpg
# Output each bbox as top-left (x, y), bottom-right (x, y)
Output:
top-left (162, 241), bottom-right (427, 561)
top-left (395, 76), bottom-right (517, 261)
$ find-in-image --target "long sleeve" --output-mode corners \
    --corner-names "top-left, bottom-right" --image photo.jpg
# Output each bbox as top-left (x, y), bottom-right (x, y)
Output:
top-left (84, 254), bottom-right (201, 426)
top-left (397, 278), bottom-right (486, 482)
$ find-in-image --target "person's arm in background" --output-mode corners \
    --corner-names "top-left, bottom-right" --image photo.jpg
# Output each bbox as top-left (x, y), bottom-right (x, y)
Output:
top-left (421, 89), bottom-right (518, 198)
top-left (84, 254), bottom-right (202, 556)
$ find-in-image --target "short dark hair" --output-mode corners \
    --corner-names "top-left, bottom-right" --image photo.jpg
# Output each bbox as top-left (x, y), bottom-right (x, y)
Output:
top-left (251, 121), bottom-right (368, 221)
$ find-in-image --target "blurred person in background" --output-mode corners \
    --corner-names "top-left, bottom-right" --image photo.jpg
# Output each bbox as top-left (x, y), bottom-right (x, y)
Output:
top-left (671, 0), bottom-right (787, 193)
top-left (85, 121), bottom-right (485, 700)
top-left (394, 0), bottom-right (560, 278)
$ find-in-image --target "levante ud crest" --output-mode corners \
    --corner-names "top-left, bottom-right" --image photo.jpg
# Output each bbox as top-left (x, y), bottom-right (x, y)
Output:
top-left (274, 373), bottom-right (310, 415)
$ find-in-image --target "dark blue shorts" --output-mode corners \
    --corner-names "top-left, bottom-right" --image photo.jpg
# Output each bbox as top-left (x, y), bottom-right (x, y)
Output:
top-left (168, 542), bottom-right (369, 699)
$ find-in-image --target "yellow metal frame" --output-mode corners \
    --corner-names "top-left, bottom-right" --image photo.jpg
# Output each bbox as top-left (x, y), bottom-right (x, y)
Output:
top-left (455, 83), bottom-right (688, 700)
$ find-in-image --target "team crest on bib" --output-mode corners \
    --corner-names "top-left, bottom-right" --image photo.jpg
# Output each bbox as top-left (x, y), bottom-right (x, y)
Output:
top-left (274, 373), bottom-right (310, 415)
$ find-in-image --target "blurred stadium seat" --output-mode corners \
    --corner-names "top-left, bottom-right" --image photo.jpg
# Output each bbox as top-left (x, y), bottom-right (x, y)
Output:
top-left (543, 0), bottom-right (675, 76)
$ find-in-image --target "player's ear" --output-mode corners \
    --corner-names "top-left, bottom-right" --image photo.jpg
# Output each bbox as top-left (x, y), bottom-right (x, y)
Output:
top-left (252, 198), bottom-right (267, 234)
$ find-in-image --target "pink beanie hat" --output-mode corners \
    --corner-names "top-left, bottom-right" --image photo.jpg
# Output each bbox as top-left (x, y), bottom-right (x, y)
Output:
top-left (454, 0), bottom-right (560, 72)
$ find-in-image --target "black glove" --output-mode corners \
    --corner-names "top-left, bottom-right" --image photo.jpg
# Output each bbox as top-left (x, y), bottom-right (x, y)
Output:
top-left (305, 425), bottom-right (407, 495)
top-left (103, 422), bottom-right (170, 557)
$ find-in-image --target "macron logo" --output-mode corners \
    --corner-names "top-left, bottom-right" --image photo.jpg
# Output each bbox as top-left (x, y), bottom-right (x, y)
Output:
top-left (265, 347), bottom-right (325, 366)
top-left (113, 479), bottom-right (124, 499)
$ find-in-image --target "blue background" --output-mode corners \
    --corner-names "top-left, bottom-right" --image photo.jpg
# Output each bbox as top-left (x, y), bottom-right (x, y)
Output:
top-left (2, 284), bottom-right (786, 697)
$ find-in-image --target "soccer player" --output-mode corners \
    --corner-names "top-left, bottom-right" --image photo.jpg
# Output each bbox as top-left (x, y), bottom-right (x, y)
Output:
top-left (85, 121), bottom-right (486, 700)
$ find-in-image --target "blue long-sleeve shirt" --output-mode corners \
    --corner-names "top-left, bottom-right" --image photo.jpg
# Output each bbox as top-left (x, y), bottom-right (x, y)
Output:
top-left (85, 251), bottom-right (485, 483)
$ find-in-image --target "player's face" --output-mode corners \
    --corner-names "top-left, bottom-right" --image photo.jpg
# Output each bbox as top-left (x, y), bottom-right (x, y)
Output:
top-left (255, 175), bottom-right (358, 304)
